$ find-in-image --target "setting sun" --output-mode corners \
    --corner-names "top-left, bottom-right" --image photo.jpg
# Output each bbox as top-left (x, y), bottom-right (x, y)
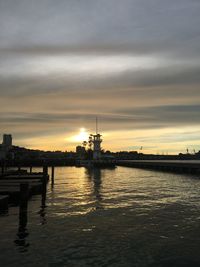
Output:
top-left (72, 128), bottom-right (89, 143)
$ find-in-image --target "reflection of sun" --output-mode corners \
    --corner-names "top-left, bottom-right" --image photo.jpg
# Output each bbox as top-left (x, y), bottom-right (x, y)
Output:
top-left (72, 128), bottom-right (89, 142)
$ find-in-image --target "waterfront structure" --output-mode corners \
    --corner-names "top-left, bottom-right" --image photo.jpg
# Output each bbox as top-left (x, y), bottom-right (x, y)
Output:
top-left (117, 160), bottom-right (200, 174)
top-left (2, 134), bottom-right (12, 151)
top-left (0, 134), bottom-right (12, 160)
top-left (75, 119), bottom-right (115, 167)
top-left (90, 133), bottom-right (102, 160)
top-left (90, 118), bottom-right (102, 160)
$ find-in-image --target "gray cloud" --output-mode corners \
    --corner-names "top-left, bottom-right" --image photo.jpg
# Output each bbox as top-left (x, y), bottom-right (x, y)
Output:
top-left (117, 104), bottom-right (200, 124)
top-left (0, 0), bottom-right (200, 46)
top-left (0, 0), bottom-right (200, 150)
top-left (1, 104), bottom-right (200, 132)
top-left (0, 52), bottom-right (200, 98)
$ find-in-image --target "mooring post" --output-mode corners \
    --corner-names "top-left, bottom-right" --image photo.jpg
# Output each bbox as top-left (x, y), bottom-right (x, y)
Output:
top-left (40, 168), bottom-right (47, 224)
top-left (42, 165), bottom-right (48, 188)
top-left (20, 183), bottom-right (29, 207)
top-left (42, 169), bottom-right (47, 186)
top-left (19, 183), bottom-right (29, 229)
top-left (15, 183), bottom-right (29, 244)
top-left (43, 165), bottom-right (48, 181)
top-left (41, 165), bottom-right (48, 209)
top-left (4, 161), bottom-right (7, 172)
top-left (1, 161), bottom-right (5, 176)
top-left (0, 195), bottom-right (8, 212)
top-left (51, 166), bottom-right (55, 185)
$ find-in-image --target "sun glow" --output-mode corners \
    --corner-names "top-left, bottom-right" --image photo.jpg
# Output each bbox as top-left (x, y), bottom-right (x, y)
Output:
top-left (72, 128), bottom-right (89, 143)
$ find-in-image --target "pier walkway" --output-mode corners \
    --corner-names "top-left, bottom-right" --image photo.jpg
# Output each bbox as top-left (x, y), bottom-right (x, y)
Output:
top-left (117, 160), bottom-right (200, 174)
top-left (0, 167), bottom-right (51, 212)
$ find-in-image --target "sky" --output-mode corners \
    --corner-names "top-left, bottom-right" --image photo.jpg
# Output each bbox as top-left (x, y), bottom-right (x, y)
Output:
top-left (0, 0), bottom-right (200, 154)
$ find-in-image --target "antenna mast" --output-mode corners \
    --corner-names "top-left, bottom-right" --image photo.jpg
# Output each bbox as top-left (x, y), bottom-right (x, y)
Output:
top-left (96, 117), bottom-right (98, 134)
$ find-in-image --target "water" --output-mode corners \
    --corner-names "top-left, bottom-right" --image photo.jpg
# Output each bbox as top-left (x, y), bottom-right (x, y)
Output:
top-left (1, 166), bottom-right (200, 266)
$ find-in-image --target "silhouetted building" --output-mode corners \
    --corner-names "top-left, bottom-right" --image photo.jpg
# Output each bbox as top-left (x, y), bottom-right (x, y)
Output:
top-left (0, 134), bottom-right (12, 159)
top-left (2, 134), bottom-right (12, 151)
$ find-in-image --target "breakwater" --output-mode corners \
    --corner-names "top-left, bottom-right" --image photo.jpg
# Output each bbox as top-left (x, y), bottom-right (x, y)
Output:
top-left (0, 166), bottom-right (51, 213)
top-left (117, 160), bottom-right (200, 174)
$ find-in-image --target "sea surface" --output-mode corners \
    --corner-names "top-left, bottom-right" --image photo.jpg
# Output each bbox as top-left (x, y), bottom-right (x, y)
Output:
top-left (0, 166), bottom-right (200, 267)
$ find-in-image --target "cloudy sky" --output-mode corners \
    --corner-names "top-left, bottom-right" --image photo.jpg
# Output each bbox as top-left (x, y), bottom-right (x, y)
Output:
top-left (0, 0), bottom-right (200, 153)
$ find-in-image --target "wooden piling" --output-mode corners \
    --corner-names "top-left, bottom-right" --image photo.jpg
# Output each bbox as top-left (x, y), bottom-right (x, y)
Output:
top-left (20, 183), bottom-right (29, 205)
top-left (41, 167), bottom-right (48, 209)
top-left (0, 195), bottom-right (8, 212)
top-left (1, 162), bottom-right (5, 176)
top-left (19, 183), bottom-right (29, 229)
top-left (43, 165), bottom-right (48, 178)
top-left (51, 166), bottom-right (55, 185)
top-left (16, 183), bottom-right (29, 244)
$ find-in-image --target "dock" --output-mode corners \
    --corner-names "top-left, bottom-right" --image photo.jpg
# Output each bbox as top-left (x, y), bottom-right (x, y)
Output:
top-left (117, 160), bottom-right (200, 174)
top-left (0, 179), bottom-right (43, 200)
top-left (0, 166), bottom-right (52, 213)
